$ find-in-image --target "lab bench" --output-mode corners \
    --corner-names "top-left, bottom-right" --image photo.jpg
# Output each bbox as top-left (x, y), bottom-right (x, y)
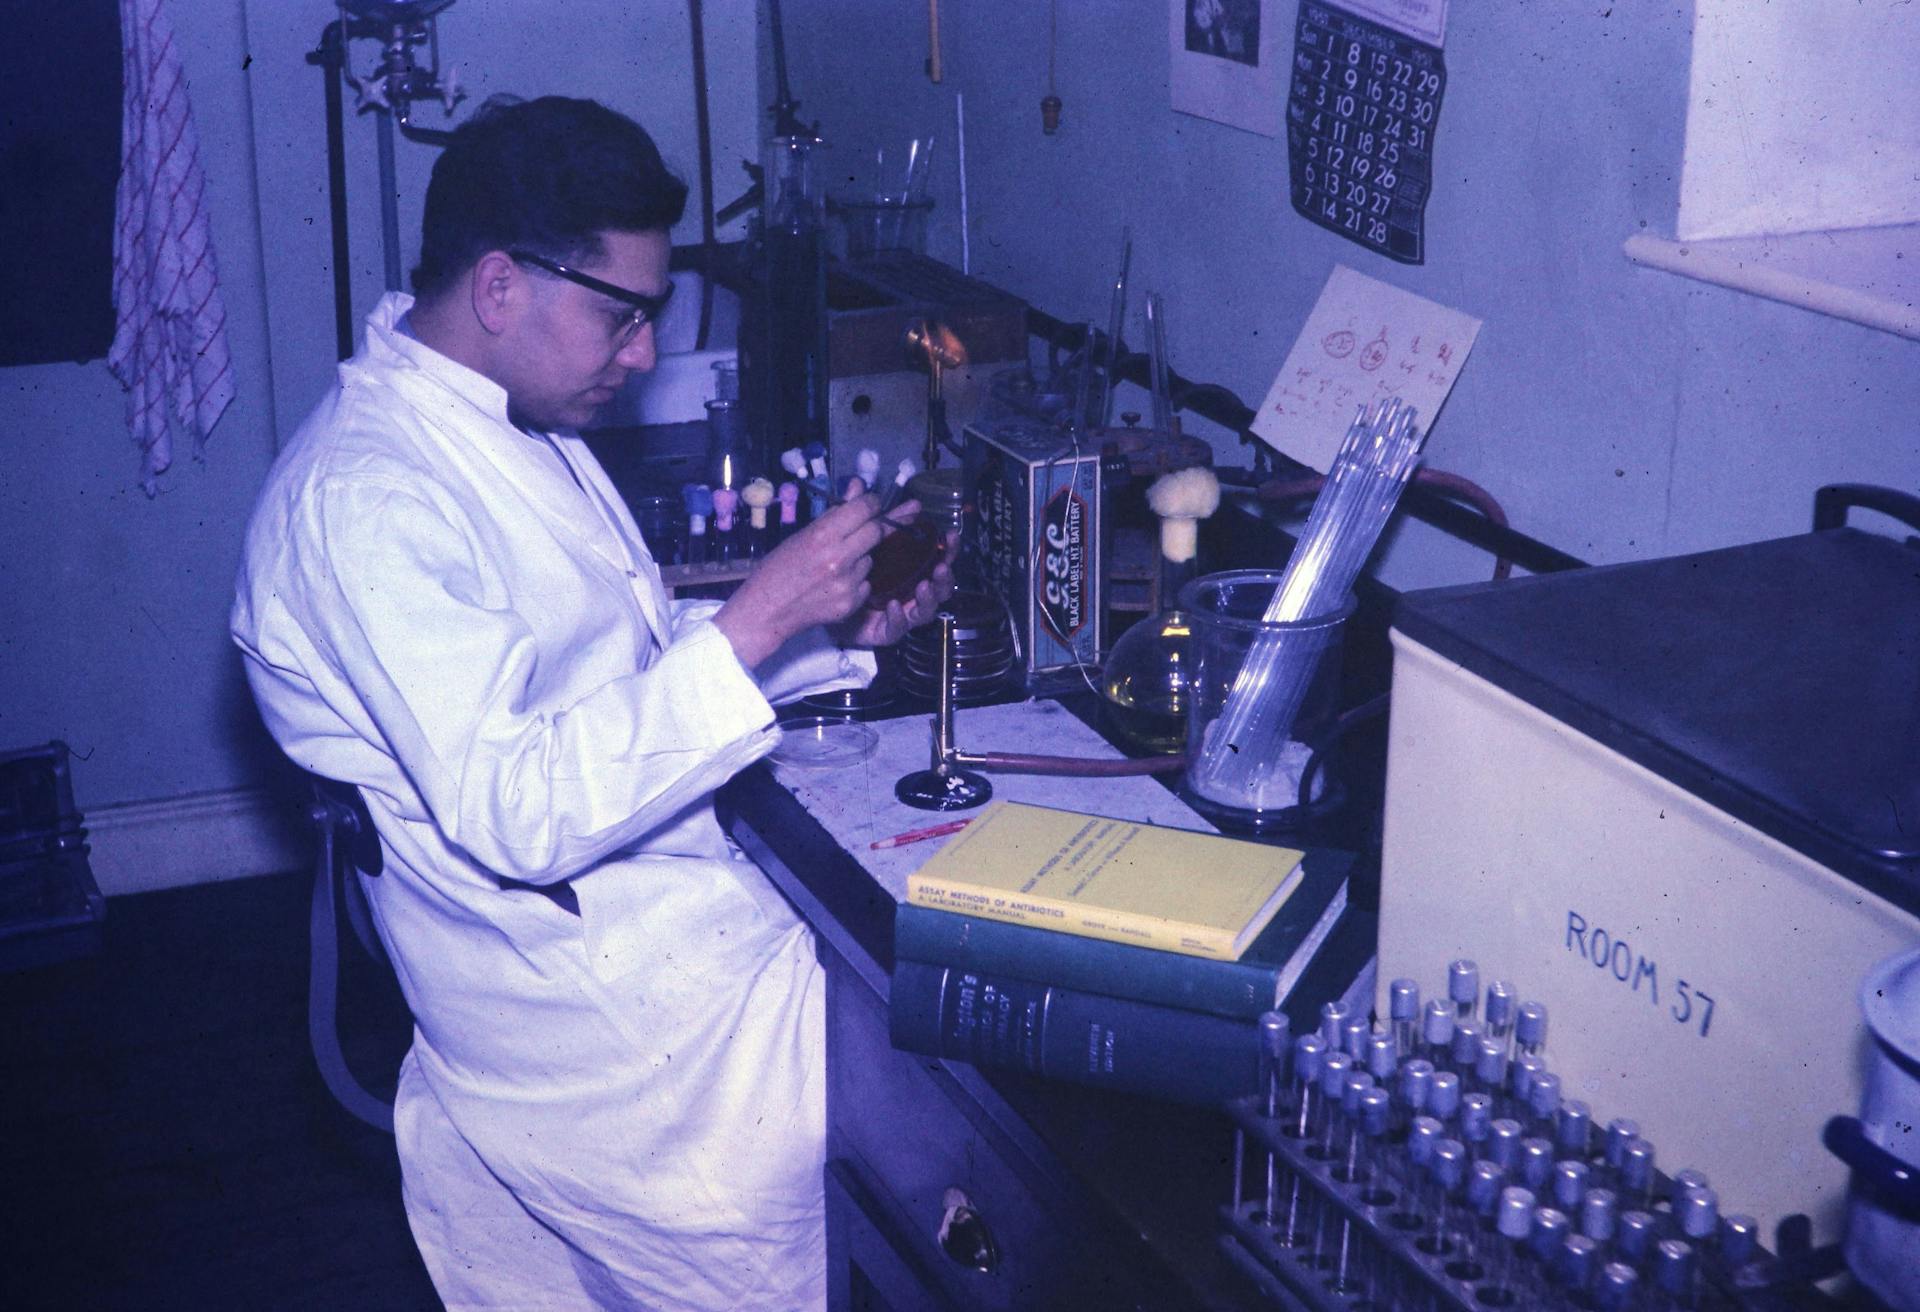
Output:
top-left (716, 688), bottom-right (1372, 1312)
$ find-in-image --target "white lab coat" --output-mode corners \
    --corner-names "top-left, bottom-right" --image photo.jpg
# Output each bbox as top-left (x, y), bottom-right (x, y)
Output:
top-left (232, 294), bottom-right (868, 1310)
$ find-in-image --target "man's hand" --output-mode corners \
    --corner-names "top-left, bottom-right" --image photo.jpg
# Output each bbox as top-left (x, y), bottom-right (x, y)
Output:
top-left (711, 493), bottom-right (887, 669)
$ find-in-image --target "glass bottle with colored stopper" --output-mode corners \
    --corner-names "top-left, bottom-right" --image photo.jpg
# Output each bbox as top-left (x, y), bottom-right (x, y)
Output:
top-left (740, 478), bottom-right (776, 559)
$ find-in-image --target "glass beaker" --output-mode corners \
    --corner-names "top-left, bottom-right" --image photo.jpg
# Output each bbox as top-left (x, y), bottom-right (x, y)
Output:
top-left (1180, 570), bottom-right (1355, 828)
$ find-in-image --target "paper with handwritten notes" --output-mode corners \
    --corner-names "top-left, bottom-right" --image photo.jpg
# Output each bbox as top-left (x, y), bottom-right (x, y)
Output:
top-left (1251, 264), bottom-right (1480, 473)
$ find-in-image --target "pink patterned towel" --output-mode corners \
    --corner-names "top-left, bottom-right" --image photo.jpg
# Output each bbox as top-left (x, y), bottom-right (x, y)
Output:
top-left (108, 0), bottom-right (235, 495)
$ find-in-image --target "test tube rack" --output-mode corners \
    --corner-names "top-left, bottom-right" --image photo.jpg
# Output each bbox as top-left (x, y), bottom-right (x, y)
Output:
top-left (1219, 964), bottom-right (1848, 1311)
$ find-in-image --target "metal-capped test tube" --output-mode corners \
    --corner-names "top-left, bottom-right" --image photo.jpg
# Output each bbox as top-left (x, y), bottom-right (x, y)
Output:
top-left (1529, 1205), bottom-right (1571, 1263)
top-left (1475, 1036), bottom-right (1509, 1103)
top-left (1319, 999), bottom-right (1350, 1049)
top-left (1581, 1186), bottom-right (1620, 1245)
top-left (1255, 1011), bottom-right (1288, 1226)
top-left (1366, 1032), bottom-right (1398, 1083)
top-left (1527, 1071), bottom-right (1563, 1136)
top-left (1460, 1092), bottom-right (1494, 1160)
top-left (1485, 979), bottom-right (1517, 1047)
top-left (1428, 1138), bottom-right (1468, 1255)
top-left (1515, 1000), bottom-right (1549, 1057)
top-left (1398, 1058), bottom-right (1435, 1119)
top-left (1553, 1158), bottom-right (1591, 1212)
top-left (1489, 1185), bottom-right (1534, 1299)
top-left (1654, 1237), bottom-right (1699, 1309)
top-left (1429, 1069), bottom-right (1462, 1123)
top-left (1671, 1168), bottom-right (1711, 1195)
top-left (1289, 1032), bottom-right (1326, 1141)
top-left (1406, 1115), bottom-right (1444, 1214)
top-left (1721, 1213), bottom-right (1761, 1268)
top-left (1618, 1209), bottom-right (1659, 1263)
top-left (1519, 1137), bottom-right (1554, 1191)
top-left (1389, 977), bottom-right (1421, 1057)
top-left (1594, 1260), bottom-right (1640, 1311)
top-left (1448, 958), bottom-right (1481, 1018)
top-left (1317, 1052), bottom-right (1355, 1157)
top-left (1622, 1136), bottom-right (1658, 1209)
top-left (1342, 1014), bottom-right (1373, 1060)
top-left (1604, 1117), bottom-right (1641, 1181)
top-left (1556, 1098), bottom-right (1594, 1159)
top-left (1451, 1018), bottom-right (1485, 1075)
top-left (1488, 1118), bottom-right (1524, 1171)
top-left (1510, 1052), bottom-right (1546, 1110)
top-left (1558, 1233), bottom-right (1601, 1305)
top-left (1421, 997), bottom-right (1455, 1067)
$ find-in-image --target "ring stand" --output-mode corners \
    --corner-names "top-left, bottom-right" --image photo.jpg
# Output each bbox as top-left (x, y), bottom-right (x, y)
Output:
top-left (894, 613), bottom-right (994, 812)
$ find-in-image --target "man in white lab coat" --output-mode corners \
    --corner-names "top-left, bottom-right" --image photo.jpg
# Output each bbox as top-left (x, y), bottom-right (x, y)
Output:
top-left (232, 97), bottom-right (950, 1310)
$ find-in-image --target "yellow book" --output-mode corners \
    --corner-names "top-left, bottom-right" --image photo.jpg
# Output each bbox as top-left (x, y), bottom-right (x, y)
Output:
top-left (904, 801), bottom-right (1306, 961)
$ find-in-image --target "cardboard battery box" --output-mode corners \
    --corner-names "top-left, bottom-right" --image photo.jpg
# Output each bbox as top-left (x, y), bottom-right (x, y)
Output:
top-left (962, 418), bottom-right (1103, 677)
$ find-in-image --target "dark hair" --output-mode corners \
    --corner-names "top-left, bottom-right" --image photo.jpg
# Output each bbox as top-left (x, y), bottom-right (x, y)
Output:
top-left (411, 95), bottom-right (688, 297)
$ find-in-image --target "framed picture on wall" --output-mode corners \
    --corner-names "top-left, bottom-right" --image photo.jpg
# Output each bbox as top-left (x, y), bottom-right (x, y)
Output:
top-left (1169, 0), bottom-right (1284, 136)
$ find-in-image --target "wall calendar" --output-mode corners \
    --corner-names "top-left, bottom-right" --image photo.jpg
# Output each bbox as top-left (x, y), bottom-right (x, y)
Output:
top-left (1285, 1), bottom-right (1447, 264)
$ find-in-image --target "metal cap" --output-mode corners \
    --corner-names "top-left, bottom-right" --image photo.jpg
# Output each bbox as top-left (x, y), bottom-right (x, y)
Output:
top-left (1653, 1239), bottom-right (1696, 1294)
top-left (1555, 1099), bottom-right (1593, 1157)
top-left (1451, 1018), bottom-right (1484, 1068)
top-left (1617, 1209), bottom-right (1659, 1261)
top-left (1489, 1118), bottom-right (1524, 1168)
top-left (1428, 1069), bottom-right (1461, 1120)
top-left (1342, 1015), bottom-right (1373, 1059)
top-left (1461, 1092), bottom-right (1494, 1141)
top-left (1408, 1115), bottom-right (1445, 1166)
top-left (1389, 977), bottom-right (1421, 1021)
top-left (1467, 1159), bottom-right (1507, 1214)
top-left (1485, 979), bottom-right (1517, 1027)
top-left (1516, 1000), bottom-right (1549, 1047)
top-left (1580, 1187), bottom-right (1618, 1241)
top-left (1448, 958), bottom-right (1480, 1008)
top-left (1398, 1059), bottom-right (1435, 1112)
top-left (1552, 1158), bottom-right (1591, 1210)
top-left (1258, 1010), bottom-right (1290, 1058)
top-left (1675, 1186), bottom-right (1719, 1239)
top-left (1433, 1138), bottom-right (1468, 1191)
top-left (1721, 1214), bottom-right (1761, 1266)
top-left (1422, 997), bottom-right (1455, 1047)
top-left (1358, 1086), bottom-right (1391, 1136)
top-left (1671, 1167), bottom-right (1711, 1193)
top-left (1622, 1137), bottom-right (1656, 1193)
top-left (1475, 1037), bottom-right (1508, 1088)
top-left (1519, 1137), bottom-right (1554, 1189)
top-left (1559, 1234), bottom-right (1600, 1290)
top-left (1510, 1052), bottom-right (1546, 1104)
top-left (1497, 1186), bottom-right (1535, 1239)
top-left (1595, 1261), bottom-right (1639, 1312)
top-left (1527, 1071), bottom-right (1564, 1124)
top-left (1292, 1032), bottom-right (1327, 1082)
top-left (1604, 1117), bottom-right (1640, 1169)
top-left (1320, 1051), bottom-right (1353, 1100)
top-left (1319, 999), bottom-right (1350, 1048)
top-left (1367, 1033), bottom-right (1398, 1081)
top-left (1528, 1206), bottom-right (1570, 1261)
top-left (1342, 1069), bottom-right (1375, 1116)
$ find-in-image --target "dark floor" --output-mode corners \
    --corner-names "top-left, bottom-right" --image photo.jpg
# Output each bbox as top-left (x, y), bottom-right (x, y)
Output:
top-left (3, 869), bottom-right (441, 1311)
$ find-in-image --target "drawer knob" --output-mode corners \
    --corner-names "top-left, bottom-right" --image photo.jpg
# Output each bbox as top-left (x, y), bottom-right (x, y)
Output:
top-left (938, 1187), bottom-right (998, 1272)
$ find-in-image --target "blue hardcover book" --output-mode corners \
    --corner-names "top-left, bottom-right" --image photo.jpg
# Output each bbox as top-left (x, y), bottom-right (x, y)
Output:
top-left (893, 849), bottom-right (1353, 1022)
top-left (888, 960), bottom-right (1260, 1106)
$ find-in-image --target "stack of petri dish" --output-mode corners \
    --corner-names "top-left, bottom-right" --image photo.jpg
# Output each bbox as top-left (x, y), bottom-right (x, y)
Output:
top-left (896, 590), bottom-right (1016, 705)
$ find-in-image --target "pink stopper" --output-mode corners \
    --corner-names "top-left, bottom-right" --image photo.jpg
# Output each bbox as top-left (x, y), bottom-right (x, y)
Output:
top-left (777, 482), bottom-right (800, 524)
top-left (711, 487), bottom-right (739, 532)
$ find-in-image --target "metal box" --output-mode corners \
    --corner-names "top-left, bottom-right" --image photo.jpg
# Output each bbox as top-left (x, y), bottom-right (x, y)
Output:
top-left (1376, 528), bottom-right (1920, 1246)
top-left (962, 418), bottom-right (1103, 677)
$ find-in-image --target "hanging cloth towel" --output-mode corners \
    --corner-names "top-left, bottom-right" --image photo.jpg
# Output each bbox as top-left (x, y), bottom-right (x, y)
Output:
top-left (108, 0), bottom-right (235, 496)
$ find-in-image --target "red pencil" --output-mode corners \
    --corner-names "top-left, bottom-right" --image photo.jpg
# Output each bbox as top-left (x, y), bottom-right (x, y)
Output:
top-left (870, 818), bottom-right (973, 850)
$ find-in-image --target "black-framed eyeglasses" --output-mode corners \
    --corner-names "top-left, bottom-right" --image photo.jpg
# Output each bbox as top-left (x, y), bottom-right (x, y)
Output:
top-left (508, 249), bottom-right (674, 348)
